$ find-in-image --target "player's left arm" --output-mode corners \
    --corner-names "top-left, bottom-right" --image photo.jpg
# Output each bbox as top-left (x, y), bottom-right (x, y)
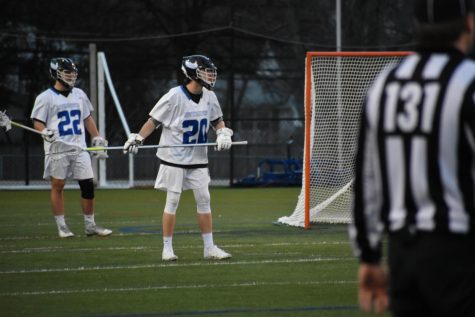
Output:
top-left (208, 91), bottom-right (233, 150)
top-left (80, 89), bottom-right (106, 144)
top-left (84, 115), bottom-right (100, 139)
top-left (84, 116), bottom-right (108, 158)
top-left (213, 120), bottom-right (225, 130)
top-left (213, 120), bottom-right (233, 151)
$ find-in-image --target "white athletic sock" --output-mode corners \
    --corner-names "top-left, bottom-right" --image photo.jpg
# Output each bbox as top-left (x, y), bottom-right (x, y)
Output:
top-left (54, 215), bottom-right (66, 228)
top-left (163, 236), bottom-right (173, 250)
top-left (84, 214), bottom-right (95, 226)
top-left (202, 232), bottom-right (214, 249)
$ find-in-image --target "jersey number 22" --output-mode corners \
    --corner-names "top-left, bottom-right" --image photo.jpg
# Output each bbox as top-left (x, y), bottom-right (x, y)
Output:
top-left (57, 110), bottom-right (82, 136)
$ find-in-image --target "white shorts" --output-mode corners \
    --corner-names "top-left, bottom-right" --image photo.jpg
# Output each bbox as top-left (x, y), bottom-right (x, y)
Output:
top-left (43, 152), bottom-right (93, 180)
top-left (154, 165), bottom-right (210, 193)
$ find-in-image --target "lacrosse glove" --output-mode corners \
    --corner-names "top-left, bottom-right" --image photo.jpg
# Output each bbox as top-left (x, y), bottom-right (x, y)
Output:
top-left (216, 127), bottom-right (233, 151)
top-left (123, 133), bottom-right (144, 154)
top-left (41, 128), bottom-right (58, 143)
top-left (91, 136), bottom-right (109, 159)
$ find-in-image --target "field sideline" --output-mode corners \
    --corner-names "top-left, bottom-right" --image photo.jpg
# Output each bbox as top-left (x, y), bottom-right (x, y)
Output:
top-left (0, 187), bottom-right (387, 317)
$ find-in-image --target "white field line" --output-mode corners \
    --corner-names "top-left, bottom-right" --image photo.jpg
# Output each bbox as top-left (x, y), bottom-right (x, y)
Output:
top-left (0, 224), bottom-right (322, 239)
top-left (0, 241), bottom-right (350, 253)
top-left (0, 257), bottom-right (354, 275)
top-left (0, 229), bottom-right (254, 241)
top-left (0, 220), bottom-right (282, 227)
top-left (0, 232), bottom-right (160, 241)
top-left (0, 219), bottom-right (161, 228)
top-left (0, 212), bottom-right (107, 220)
top-left (0, 246), bottom-right (155, 254)
top-left (0, 280), bottom-right (357, 297)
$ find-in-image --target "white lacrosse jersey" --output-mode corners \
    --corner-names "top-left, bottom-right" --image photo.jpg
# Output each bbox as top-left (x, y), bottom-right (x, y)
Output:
top-left (149, 85), bottom-right (223, 165)
top-left (30, 87), bottom-right (93, 154)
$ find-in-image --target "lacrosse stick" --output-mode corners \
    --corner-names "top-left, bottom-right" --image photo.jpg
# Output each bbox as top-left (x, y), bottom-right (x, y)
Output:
top-left (0, 110), bottom-right (40, 135)
top-left (50, 141), bottom-right (249, 156)
top-left (0, 111), bottom-right (108, 159)
top-left (0, 110), bottom-right (248, 157)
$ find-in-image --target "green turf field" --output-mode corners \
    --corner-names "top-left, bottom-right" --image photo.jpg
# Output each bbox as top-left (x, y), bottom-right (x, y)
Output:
top-left (0, 187), bottom-right (386, 317)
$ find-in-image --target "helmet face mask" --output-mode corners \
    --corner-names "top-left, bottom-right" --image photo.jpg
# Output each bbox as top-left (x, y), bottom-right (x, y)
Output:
top-left (181, 55), bottom-right (217, 89)
top-left (196, 67), bottom-right (217, 89)
top-left (50, 58), bottom-right (78, 89)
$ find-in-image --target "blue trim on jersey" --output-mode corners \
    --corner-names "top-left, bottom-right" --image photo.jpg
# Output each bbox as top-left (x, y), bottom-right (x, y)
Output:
top-left (180, 85), bottom-right (192, 100)
top-left (49, 87), bottom-right (61, 95)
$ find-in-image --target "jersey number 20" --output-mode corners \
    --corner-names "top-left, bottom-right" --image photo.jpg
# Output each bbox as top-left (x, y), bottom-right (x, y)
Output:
top-left (182, 119), bottom-right (208, 144)
top-left (57, 110), bottom-right (82, 136)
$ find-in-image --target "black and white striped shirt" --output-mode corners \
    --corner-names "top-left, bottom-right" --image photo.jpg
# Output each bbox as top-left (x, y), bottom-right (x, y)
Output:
top-left (350, 48), bottom-right (475, 263)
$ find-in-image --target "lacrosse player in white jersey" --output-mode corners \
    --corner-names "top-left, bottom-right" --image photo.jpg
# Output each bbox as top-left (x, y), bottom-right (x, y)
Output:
top-left (30, 57), bottom-right (112, 238)
top-left (124, 55), bottom-right (233, 261)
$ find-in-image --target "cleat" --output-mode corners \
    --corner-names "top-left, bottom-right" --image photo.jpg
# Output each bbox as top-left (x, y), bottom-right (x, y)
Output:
top-left (85, 224), bottom-right (112, 237)
top-left (204, 245), bottom-right (232, 260)
top-left (58, 225), bottom-right (74, 238)
top-left (162, 248), bottom-right (178, 261)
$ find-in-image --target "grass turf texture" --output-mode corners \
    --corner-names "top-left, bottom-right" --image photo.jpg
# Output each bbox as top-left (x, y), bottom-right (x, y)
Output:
top-left (0, 188), bottom-right (388, 317)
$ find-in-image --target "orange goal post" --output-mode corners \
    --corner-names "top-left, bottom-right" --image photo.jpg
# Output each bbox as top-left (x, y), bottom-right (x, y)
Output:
top-left (277, 51), bottom-right (411, 229)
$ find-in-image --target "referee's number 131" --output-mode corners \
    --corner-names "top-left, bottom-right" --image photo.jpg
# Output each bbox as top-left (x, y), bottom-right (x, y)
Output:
top-left (384, 82), bottom-right (440, 133)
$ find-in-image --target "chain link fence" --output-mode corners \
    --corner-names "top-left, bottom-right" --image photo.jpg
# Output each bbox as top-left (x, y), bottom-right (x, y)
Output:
top-left (0, 118), bottom-right (303, 188)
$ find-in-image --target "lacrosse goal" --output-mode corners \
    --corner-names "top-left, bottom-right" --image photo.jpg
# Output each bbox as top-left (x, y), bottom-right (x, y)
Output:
top-left (277, 51), bottom-right (411, 228)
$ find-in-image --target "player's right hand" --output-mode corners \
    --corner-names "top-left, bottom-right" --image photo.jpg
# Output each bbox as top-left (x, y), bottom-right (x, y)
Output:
top-left (358, 263), bottom-right (388, 315)
top-left (123, 133), bottom-right (144, 154)
top-left (41, 128), bottom-right (58, 143)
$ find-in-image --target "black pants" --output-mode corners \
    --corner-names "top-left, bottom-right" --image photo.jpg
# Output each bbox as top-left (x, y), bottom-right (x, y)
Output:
top-left (388, 232), bottom-right (475, 317)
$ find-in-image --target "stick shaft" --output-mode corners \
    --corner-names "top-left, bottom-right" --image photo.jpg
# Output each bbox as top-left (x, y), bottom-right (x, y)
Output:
top-left (86, 141), bottom-right (248, 151)
top-left (8, 120), bottom-right (249, 152)
top-left (11, 121), bottom-right (43, 135)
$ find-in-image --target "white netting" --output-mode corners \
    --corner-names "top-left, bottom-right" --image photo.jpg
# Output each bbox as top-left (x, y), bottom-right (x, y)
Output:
top-left (278, 52), bottom-right (409, 227)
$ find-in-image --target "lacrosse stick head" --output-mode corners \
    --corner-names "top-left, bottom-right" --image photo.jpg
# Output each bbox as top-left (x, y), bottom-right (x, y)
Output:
top-left (48, 140), bottom-right (83, 160)
top-left (0, 110), bottom-right (12, 131)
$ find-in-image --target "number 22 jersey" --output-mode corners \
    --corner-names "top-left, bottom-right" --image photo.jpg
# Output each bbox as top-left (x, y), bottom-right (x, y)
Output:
top-left (31, 87), bottom-right (93, 154)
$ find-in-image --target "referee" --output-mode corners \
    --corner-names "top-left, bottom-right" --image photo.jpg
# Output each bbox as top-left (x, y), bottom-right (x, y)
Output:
top-left (350, 0), bottom-right (475, 316)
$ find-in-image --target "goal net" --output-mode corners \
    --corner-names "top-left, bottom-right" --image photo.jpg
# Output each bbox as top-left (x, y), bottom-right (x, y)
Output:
top-left (277, 51), bottom-right (410, 228)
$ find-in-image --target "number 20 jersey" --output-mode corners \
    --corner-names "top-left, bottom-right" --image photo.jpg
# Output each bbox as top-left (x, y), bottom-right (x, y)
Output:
top-left (31, 87), bottom-right (93, 154)
top-left (149, 85), bottom-right (223, 165)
